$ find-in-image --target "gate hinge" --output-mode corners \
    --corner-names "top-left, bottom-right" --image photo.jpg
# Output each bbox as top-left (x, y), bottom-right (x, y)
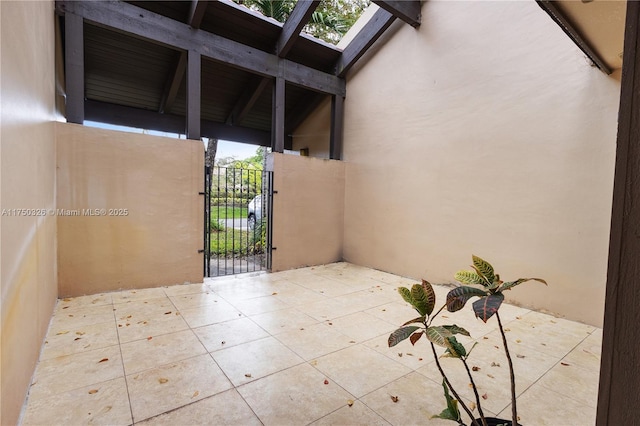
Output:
top-left (199, 192), bottom-right (205, 195)
top-left (198, 249), bottom-right (205, 253)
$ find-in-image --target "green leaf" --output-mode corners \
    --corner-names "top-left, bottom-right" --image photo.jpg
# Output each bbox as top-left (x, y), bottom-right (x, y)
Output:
top-left (472, 255), bottom-right (495, 284)
top-left (410, 331), bottom-right (424, 345)
top-left (426, 326), bottom-right (453, 348)
top-left (442, 324), bottom-right (471, 337)
top-left (430, 379), bottom-right (461, 421)
top-left (454, 270), bottom-right (486, 286)
top-left (442, 336), bottom-right (466, 358)
top-left (410, 283), bottom-right (431, 316)
top-left (402, 316), bottom-right (426, 326)
top-left (398, 287), bottom-right (414, 306)
top-left (472, 293), bottom-right (505, 322)
top-left (446, 286), bottom-right (488, 312)
top-left (431, 406), bottom-right (460, 421)
top-left (422, 279), bottom-right (437, 315)
top-left (388, 326), bottom-right (420, 347)
top-left (499, 277), bottom-right (548, 292)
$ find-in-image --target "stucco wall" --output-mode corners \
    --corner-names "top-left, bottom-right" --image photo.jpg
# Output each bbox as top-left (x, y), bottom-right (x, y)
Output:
top-left (0, 1), bottom-right (57, 424)
top-left (268, 153), bottom-right (345, 271)
top-left (338, 1), bottom-right (620, 326)
top-left (56, 123), bottom-right (204, 296)
top-left (292, 97), bottom-right (331, 159)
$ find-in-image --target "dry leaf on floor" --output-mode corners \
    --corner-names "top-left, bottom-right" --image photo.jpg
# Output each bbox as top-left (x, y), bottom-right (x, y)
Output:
top-left (76, 331), bottom-right (85, 335)
top-left (62, 306), bottom-right (69, 309)
top-left (192, 391), bottom-right (199, 398)
top-left (88, 389), bottom-right (98, 394)
top-left (74, 337), bottom-right (81, 341)
top-left (324, 379), bottom-right (329, 385)
top-left (347, 400), bottom-right (354, 407)
top-left (561, 362), bottom-right (570, 366)
top-left (470, 402), bottom-right (476, 411)
top-left (310, 360), bottom-right (318, 366)
top-left (516, 339), bottom-right (522, 343)
top-left (56, 331), bottom-right (69, 335)
top-left (164, 311), bottom-right (172, 315)
top-left (482, 393), bottom-right (488, 400)
top-left (516, 354), bottom-right (525, 359)
top-left (221, 341), bottom-right (226, 345)
top-left (487, 374), bottom-right (495, 379)
top-left (418, 358), bottom-right (423, 361)
top-left (63, 298), bottom-right (72, 302)
top-left (516, 316), bottom-right (522, 319)
top-left (158, 378), bottom-right (169, 384)
top-left (349, 340), bottom-right (356, 344)
top-left (390, 396), bottom-right (399, 403)
top-left (472, 366), bottom-right (481, 371)
top-left (245, 373), bottom-right (252, 378)
top-left (406, 353), bottom-right (413, 356)
top-left (398, 353), bottom-right (403, 357)
top-left (147, 337), bottom-right (152, 340)
top-left (491, 362), bottom-right (500, 367)
top-left (271, 292), bottom-right (278, 295)
top-left (98, 358), bottom-right (109, 363)
top-left (504, 328), bottom-right (511, 332)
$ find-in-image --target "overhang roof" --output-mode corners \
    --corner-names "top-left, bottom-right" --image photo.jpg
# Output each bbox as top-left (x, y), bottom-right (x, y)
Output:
top-left (56, 0), bottom-right (422, 149)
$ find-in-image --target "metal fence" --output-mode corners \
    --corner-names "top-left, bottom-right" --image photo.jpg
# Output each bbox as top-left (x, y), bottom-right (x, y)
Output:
top-left (203, 166), bottom-right (273, 277)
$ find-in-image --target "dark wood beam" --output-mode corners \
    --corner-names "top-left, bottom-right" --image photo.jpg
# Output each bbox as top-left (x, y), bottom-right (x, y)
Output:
top-left (84, 100), bottom-right (271, 146)
top-left (329, 95), bottom-right (344, 160)
top-left (188, 0), bottom-right (208, 28)
top-left (65, 12), bottom-right (85, 124)
top-left (277, 0), bottom-right (321, 57)
top-left (597, 1), bottom-right (640, 424)
top-left (335, 8), bottom-right (396, 77)
top-left (226, 76), bottom-right (271, 126)
top-left (272, 76), bottom-right (285, 153)
top-left (186, 50), bottom-right (201, 140)
top-left (159, 52), bottom-right (187, 113)
top-left (57, 0), bottom-right (346, 96)
top-left (536, 0), bottom-right (612, 75)
top-left (372, 1), bottom-right (420, 28)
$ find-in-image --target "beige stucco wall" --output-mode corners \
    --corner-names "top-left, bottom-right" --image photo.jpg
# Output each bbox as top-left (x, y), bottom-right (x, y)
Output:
top-left (337, 1), bottom-right (620, 326)
top-left (1, 1), bottom-right (57, 424)
top-left (292, 97), bottom-right (331, 158)
top-left (268, 153), bottom-right (345, 271)
top-left (56, 123), bottom-right (204, 296)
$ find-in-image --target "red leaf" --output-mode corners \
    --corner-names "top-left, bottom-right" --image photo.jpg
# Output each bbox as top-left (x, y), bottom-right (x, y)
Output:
top-left (409, 331), bottom-right (424, 346)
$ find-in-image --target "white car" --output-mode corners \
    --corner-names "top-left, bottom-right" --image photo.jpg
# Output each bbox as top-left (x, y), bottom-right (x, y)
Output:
top-left (247, 195), bottom-right (263, 229)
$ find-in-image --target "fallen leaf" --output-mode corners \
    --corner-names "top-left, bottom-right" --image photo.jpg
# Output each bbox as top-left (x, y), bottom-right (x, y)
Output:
top-left (491, 362), bottom-right (500, 367)
top-left (468, 383), bottom-right (474, 389)
top-left (68, 314), bottom-right (74, 317)
top-left (300, 328), bottom-right (305, 331)
top-left (482, 393), bottom-right (488, 400)
top-left (62, 306), bottom-right (69, 309)
top-left (516, 339), bottom-right (522, 343)
top-left (328, 322), bottom-right (333, 325)
top-left (470, 402), bottom-right (477, 411)
top-left (88, 389), bottom-right (99, 394)
top-left (158, 378), bottom-right (169, 384)
top-left (347, 400), bottom-right (354, 407)
top-left (472, 366), bottom-right (481, 371)
top-left (56, 331), bottom-right (70, 335)
top-left (164, 311), bottom-right (172, 315)
top-left (221, 341), bottom-right (226, 345)
top-left (516, 354), bottom-right (525, 359)
top-left (125, 323), bottom-right (130, 327)
top-left (63, 298), bottom-right (72, 302)
top-left (271, 292), bottom-right (278, 295)
top-left (483, 336), bottom-right (489, 340)
top-left (398, 353), bottom-right (403, 357)
top-left (390, 395), bottom-right (399, 403)
top-left (74, 337), bottom-right (81, 341)
top-left (349, 340), bottom-right (356, 344)
top-left (441, 315), bottom-right (449, 318)
top-left (382, 309), bottom-right (386, 312)
top-left (504, 328), bottom-right (511, 332)
top-left (98, 358), bottom-right (109, 363)
top-left (147, 336), bottom-right (152, 340)
top-left (550, 320), bottom-right (557, 324)
top-left (561, 362), bottom-right (570, 366)
top-left (245, 373), bottom-right (252, 378)
top-left (418, 358), bottom-right (423, 361)
top-left (118, 324), bottom-right (122, 328)
top-left (487, 374), bottom-right (495, 379)
top-left (126, 315), bottom-right (132, 319)
top-left (406, 353), bottom-right (413, 356)
top-left (75, 331), bottom-right (85, 336)
top-left (310, 360), bottom-right (318, 366)
top-left (324, 379), bottom-right (329, 385)
top-left (516, 316), bottom-right (522, 320)
top-left (192, 391), bottom-right (199, 398)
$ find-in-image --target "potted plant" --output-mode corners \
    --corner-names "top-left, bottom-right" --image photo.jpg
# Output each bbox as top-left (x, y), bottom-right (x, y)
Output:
top-left (388, 255), bottom-right (546, 426)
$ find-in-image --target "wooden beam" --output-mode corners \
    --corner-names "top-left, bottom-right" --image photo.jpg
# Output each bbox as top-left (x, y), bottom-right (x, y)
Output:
top-left (330, 95), bottom-right (344, 160)
top-left (159, 52), bottom-right (187, 113)
top-left (536, 0), bottom-right (612, 75)
top-left (277, 0), bottom-right (321, 57)
top-left (65, 12), bottom-right (85, 124)
top-left (85, 100), bottom-right (271, 146)
top-left (596, 2), bottom-right (640, 424)
top-left (272, 76), bottom-right (285, 153)
top-left (56, 0), bottom-right (346, 96)
top-left (335, 8), bottom-right (396, 77)
top-left (186, 50), bottom-right (201, 140)
top-left (372, 1), bottom-right (420, 28)
top-left (188, 0), bottom-right (209, 28)
top-left (226, 76), bottom-right (271, 125)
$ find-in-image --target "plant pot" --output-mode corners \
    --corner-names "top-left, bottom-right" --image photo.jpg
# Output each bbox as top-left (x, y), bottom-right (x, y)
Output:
top-left (472, 418), bottom-right (522, 426)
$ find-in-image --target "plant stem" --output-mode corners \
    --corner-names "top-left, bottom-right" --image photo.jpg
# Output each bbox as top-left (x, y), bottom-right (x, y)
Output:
top-left (496, 311), bottom-right (517, 426)
top-left (430, 343), bottom-right (480, 426)
top-left (461, 358), bottom-right (488, 426)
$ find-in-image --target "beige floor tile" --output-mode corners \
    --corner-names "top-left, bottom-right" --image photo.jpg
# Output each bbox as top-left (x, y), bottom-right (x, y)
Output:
top-left (499, 382), bottom-right (597, 425)
top-left (237, 363), bottom-right (354, 425)
top-left (55, 293), bottom-right (113, 312)
top-left (113, 296), bottom-right (176, 319)
top-left (50, 303), bottom-right (116, 329)
top-left (127, 354), bottom-right (233, 422)
top-left (292, 276), bottom-right (359, 297)
top-left (179, 299), bottom-right (243, 328)
top-left (561, 331), bottom-right (602, 371)
top-left (28, 345), bottom-right (124, 400)
top-left (309, 400), bottom-right (391, 426)
top-left (326, 311), bottom-right (396, 342)
top-left (276, 322), bottom-right (357, 360)
top-left (120, 329), bottom-right (207, 375)
top-left (40, 320), bottom-right (119, 360)
top-left (194, 317), bottom-right (269, 352)
top-left (250, 307), bottom-right (319, 335)
top-left (360, 371), bottom-right (486, 426)
top-left (212, 281), bottom-right (280, 302)
top-left (365, 301), bottom-right (424, 328)
top-left (534, 361), bottom-right (600, 408)
top-left (364, 333), bottom-right (435, 371)
top-left (212, 336), bottom-right (304, 386)
top-left (313, 344), bottom-right (412, 398)
top-left (136, 389), bottom-right (262, 425)
top-left (302, 297), bottom-right (367, 321)
top-left (231, 294), bottom-right (291, 316)
top-left (21, 377), bottom-right (131, 426)
top-left (112, 287), bottom-right (169, 303)
top-left (116, 311), bottom-right (190, 343)
top-left (169, 291), bottom-right (222, 311)
top-left (273, 286), bottom-right (331, 306)
top-left (163, 282), bottom-right (210, 297)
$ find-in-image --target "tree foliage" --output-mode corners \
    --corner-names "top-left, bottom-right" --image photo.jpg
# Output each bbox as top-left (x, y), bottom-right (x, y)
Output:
top-left (234, 0), bottom-right (370, 44)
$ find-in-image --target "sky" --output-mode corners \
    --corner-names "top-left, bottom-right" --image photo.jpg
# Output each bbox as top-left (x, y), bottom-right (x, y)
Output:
top-left (85, 121), bottom-right (261, 160)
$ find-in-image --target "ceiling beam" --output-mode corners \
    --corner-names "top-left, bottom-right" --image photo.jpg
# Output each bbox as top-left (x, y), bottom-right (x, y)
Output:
top-left (226, 76), bottom-right (271, 125)
top-left (334, 8), bottom-right (396, 77)
top-left (85, 100), bottom-right (271, 146)
top-left (536, 0), bottom-right (612, 75)
top-left (188, 0), bottom-right (209, 28)
top-left (277, 0), bottom-right (321, 57)
top-left (56, 0), bottom-right (346, 96)
top-left (65, 12), bottom-right (85, 124)
top-left (372, 1), bottom-right (421, 28)
top-left (159, 52), bottom-right (187, 113)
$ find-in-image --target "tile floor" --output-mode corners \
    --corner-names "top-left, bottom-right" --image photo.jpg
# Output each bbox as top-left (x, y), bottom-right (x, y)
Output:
top-left (20, 263), bottom-right (601, 425)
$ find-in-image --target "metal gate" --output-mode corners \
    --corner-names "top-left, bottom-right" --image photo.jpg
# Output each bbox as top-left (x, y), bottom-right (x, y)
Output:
top-left (203, 166), bottom-right (273, 277)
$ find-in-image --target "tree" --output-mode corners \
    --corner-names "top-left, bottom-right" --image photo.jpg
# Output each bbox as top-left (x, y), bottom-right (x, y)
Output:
top-left (234, 0), bottom-right (370, 44)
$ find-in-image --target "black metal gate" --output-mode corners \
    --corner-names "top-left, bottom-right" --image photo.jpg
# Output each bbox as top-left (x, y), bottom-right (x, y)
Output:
top-left (203, 166), bottom-right (273, 277)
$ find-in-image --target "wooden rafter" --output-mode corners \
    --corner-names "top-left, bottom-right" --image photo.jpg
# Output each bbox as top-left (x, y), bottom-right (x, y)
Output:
top-left (372, 0), bottom-right (420, 28)
top-left (277, 0), bottom-right (321, 57)
top-left (226, 76), bottom-right (271, 126)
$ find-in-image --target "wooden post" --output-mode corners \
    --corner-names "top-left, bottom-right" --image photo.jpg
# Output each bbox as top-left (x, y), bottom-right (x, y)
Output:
top-left (186, 50), bottom-right (201, 140)
top-left (272, 76), bottom-right (285, 153)
top-left (65, 13), bottom-right (84, 124)
top-left (330, 95), bottom-right (344, 160)
top-left (596, 1), bottom-right (640, 424)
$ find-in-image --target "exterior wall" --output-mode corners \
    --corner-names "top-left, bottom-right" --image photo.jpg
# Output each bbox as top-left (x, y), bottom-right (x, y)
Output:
top-left (268, 153), bottom-right (344, 271)
top-left (291, 97), bottom-right (331, 158)
top-left (0, 1), bottom-right (57, 424)
top-left (56, 123), bottom-right (204, 296)
top-left (340, 1), bottom-right (620, 326)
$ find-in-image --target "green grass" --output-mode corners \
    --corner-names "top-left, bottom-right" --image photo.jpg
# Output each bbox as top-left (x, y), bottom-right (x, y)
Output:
top-left (210, 206), bottom-right (248, 220)
top-left (210, 227), bottom-right (263, 256)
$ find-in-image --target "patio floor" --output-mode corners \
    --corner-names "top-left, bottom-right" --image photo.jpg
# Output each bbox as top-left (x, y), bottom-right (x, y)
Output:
top-left (20, 263), bottom-right (601, 425)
